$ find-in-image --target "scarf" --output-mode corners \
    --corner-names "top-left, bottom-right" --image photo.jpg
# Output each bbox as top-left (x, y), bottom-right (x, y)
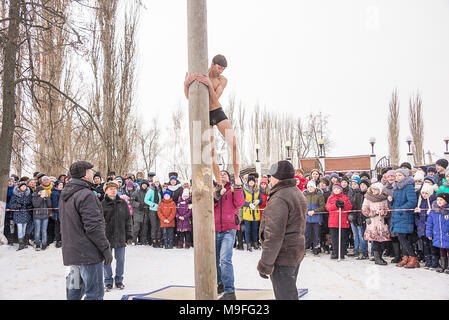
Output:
top-left (364, 191), bottom-right (388, 203)
top-left (393, 176), bottom-right (415, 190)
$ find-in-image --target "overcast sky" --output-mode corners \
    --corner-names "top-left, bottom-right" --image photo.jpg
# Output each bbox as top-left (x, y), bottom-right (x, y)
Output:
top-left (134, 0), bottom-right (449, 176)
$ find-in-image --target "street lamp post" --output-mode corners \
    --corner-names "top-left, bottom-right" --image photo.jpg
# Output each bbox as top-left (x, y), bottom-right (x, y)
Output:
top-left (406, 136), bottom-right (414, 166)
top-left (444, 137), bottom-right (449, 161)
top-left (317, 138), bottom-right (325, 173)
top-left (255, 144), bottom-right (262, 178)
top-left (285, 141), bottom-right (292, 162)
top-left (369, 137), bottom-right (377, 180)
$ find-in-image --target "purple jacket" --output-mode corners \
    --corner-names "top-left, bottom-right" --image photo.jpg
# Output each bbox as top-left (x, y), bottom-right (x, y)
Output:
top-left (214, 183), bottom-right (245, 232)
top-left (176, 196), bottom-right (193, 232)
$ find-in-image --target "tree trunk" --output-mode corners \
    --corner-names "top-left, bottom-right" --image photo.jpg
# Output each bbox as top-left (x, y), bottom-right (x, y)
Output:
top-left (187, 0), bottom-right (217, 300)
top-left (0, 0), bottom-right (20, 245)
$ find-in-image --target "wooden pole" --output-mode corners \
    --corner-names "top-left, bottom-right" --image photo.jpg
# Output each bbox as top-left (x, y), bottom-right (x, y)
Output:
top-left (187, 0), bottom-right (217, 300)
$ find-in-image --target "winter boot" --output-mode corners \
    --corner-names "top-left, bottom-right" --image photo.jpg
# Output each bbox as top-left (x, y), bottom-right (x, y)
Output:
top-left (357, 251), bottom-right (369, 260)
top-left (55, 241), bottom-right (62, 248)
top-left (115, 283), bottom-right (125, 290)
top-left (252, 242), bottom-right (260, 250)
top-left (347, 249), bottom-right (358, 257)
top-left (396, 256), bottom-right (409, 267)
top-left (219, 292), bottom-right (236, 300)
top-left (176, 240), bottom-right (184, 249)
top-left (105, 284), bottom-right (113, 292)
top-left (324, 245), bottom-right (330, 254)
top-left (41, 244), bottom-right (47, 251)
top-left (436, 257), bottom-right (448, 273)
top-left (217, 283), bottom-right (224, 295)
top-left (185, 242), bottom-right (191, 249)
top-left (313, 247), bottom-right (320, 256)
top-left (237, 241), bottom-right (244, 250)
top-left (424, 256), bottom-right (432, 269)
top-left (404, 256), bottom-right (420, 268)
top-left (17, 238), bottom-right (25, 251)
top-left (430, 255), bottom-right (440, 270)
top-left (391, 242), bottom-right (402, 264)
top-left (35, 243), bottom-right (41, 251)
top-left (246, 243), bottom-right (252, 252)
top-left (374, 251), bottom-right (387, 265)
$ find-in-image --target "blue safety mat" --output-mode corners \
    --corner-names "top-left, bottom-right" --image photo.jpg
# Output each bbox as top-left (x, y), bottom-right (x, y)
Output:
top-left (121, 285), bottom-right (308, 300)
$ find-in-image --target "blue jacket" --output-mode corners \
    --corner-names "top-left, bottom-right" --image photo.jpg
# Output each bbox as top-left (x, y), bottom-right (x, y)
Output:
top-left (425, 202), bottom-right (449, 249)
top-left (304, 189), bottom-right (325, 223)
top-left (388, 177), bottom-right (418, 234)
top-left (415, 194), bottom-right (436, 238)
top-left (50, 188), bottom-right (62, 220)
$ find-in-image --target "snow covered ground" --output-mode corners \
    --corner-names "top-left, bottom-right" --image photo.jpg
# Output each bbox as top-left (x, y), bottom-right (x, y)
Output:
top-left (1, 243), bottom-right (448, 300)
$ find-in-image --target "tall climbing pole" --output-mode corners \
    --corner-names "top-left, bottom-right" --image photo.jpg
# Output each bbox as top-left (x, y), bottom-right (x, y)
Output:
top-left (187, 0), bottom-right (217, 300)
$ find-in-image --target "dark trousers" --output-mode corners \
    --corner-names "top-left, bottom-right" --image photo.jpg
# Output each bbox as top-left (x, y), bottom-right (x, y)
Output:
top-left (329, 227), bottom-right (349, 256)
top-left (236, 222), bottom-right (245, 248)
top-left (305, 222), bottom-right (321, 249)
top-left (177, 231), bottom-right (192, 243)
top-left (397, 233), bottom-right (415, 257)
top-left (54, 219), bottom-right (61, 242)
top-left (422, 237), bottom-right (439, 256)
top-left (162, 227), bottom-right (174, 247)
top-left (373, 241), bottom-right (387, 252)
top-left (133, 214), bottom-right (150, 244)
top-left (270, 265), bottom-right (300, 300)
top-left (148, 211), bottom-right (161, 240)
top-left (440, 248), bottom-right (449, 258)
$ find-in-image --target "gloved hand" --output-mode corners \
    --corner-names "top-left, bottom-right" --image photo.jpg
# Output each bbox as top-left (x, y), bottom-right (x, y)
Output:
top-left (188, 204), bottom-right (193, 210)
top-left (335, 200), bottom-right (345, 209)
top-left (249, 203), bottom-right (256, 210)
top-left (253, 200), bottom-right (260, 206)
top-left (126, 239), bottom-right (133, 246)
top-left (259, 273), bottom-right (269, 279)
top-left (103, 248), bottom-right (113, 266)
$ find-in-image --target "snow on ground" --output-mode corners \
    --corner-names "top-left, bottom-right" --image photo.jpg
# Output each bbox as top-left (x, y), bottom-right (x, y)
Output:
top-left (1, 243), bottom-right (448, 300)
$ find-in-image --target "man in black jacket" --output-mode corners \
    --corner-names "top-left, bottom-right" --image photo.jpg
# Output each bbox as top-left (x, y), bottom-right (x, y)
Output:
top-left (60, 161), bottom-right (112, 300)
top-left (102, 180), bottom-right (133, 291)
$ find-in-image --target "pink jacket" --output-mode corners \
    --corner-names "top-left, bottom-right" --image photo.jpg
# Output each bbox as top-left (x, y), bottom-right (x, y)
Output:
top-left (214, 182), bottom-right (245, 232)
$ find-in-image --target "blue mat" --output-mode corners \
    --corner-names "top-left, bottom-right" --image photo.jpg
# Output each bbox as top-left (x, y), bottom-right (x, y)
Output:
top-left (121, 285), bottom-right (308, 300)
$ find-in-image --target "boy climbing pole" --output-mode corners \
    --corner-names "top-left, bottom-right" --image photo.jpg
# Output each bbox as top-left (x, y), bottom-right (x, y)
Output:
top-left (184, 54), bottom-right (241, 185)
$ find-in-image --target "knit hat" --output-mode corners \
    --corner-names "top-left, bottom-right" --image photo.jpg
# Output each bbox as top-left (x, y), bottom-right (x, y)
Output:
top-left (436, 192), bottom-right (449, 204)
top-left (69, 161), bottom-right (94, 179)
top-left (153, 176), bottom-right (160, 183)
top-left (260, 178), bottom-right (268, 185)
top-left (18, 181), bottom-right (28, 189)
top-left (169, 175), bottom-right (178, 182)
top-left (148, 172), bottom-right (156, 178)
top-left (360, 179), bottom-right (371, 188)
top-left (360, 171), bottom-right (371, 180)
top-left (140, 179), bottom-right (150, 188)
top-left (41, 175), bottom-right (50, 182)
top-left (420, 183), bottom-right (434, 195)
top-left (419, 166), bottom-right (428, 173)
top-left (93, 172), bottom-right (101, 179)
top-left (54, 180), bottom-right (63, 188)
top-left (385, 170), bottom-right (396, 178)
top-left (351, 176), bottom-right (361, 185)
top-left (332, 183), bottom-right (343, 192)
top-left (126, 181), bottom-right (134, 188)
top-left (307, 180), bottom-right (316, 188)
top-left (423, 175), bottom-right (436, 184)
top-left (427, 166), bottom-right (437, 174)
top-left (370, 182), bottom-right (384, 193)
top-left (248, 175), bottom-right (256, 184)
top-left (414, 170), bottom-right (425, 182)
top-left (319, 177), bottom-right (330, 186)
top-left (436, 159), bottom-right (449, 169)
top-left (330, 172), bottom-right (340, 180)
top-left (400, 162), bottom-right (412, 170)
top-left (268, 160), bottom-right (295, 180)
top-left (182, 188), bottom-right (190, 198)
top-left (396, 168), bottom-right (410, 177)
top-left (163, 190), bottom-right (172, 198)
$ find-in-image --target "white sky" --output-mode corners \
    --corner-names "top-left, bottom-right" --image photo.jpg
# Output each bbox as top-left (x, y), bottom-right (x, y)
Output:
top-left (134, 0), bottom-right (449, 176)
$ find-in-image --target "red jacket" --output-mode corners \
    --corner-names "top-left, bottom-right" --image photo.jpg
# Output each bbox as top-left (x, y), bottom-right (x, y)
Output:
top-left (157, 198), bottom-right (176, 228)
top-left (326, 193), bottom-right (352, 229)
top-left (295, 176), bottom-right (308, 192)
top-left (259, 190), bottom-right (269, 218)
top-left (214, 182), bottom-right (245, 232)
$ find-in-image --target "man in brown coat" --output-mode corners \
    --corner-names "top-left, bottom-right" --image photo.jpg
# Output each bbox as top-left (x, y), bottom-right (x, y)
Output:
top-left (257, 160), bottom-right (307, 300)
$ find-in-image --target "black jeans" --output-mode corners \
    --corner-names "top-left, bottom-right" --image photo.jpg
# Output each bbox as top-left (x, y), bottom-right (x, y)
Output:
top-left (330, 228), bottom-right (349, 256)
top-left (397, 233), bottom-right (415, 257)
top-left (421, 236), bottom-right (439, 256)
top-left (270, 264), bottom-right (300, 300)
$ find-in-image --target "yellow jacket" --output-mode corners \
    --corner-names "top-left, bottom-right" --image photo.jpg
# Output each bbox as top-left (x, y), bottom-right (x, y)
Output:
top-left (242, 184), bottom-right (262, 221)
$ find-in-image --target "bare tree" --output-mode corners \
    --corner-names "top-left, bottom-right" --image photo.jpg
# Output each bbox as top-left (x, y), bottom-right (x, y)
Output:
top-left (388, 89), bottom-right (400, 166)
top-left (138, 117), bottom-right (161, 174)
top-left (409, 92), bottom-right (424, 165)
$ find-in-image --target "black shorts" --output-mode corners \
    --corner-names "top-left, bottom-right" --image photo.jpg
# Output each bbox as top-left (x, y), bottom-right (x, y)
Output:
top-left (209, 107), bottom-right (228, 126)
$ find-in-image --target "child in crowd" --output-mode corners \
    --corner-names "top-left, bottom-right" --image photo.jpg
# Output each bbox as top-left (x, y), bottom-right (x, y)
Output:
top-left (326, 183), bottom-right (352, 259)
top-left (304, 180), bottom-right (325, 256)
top-left (426, 192), bottom-right (449, 273)
top-left (176, 188), bottom-right (193, 249)
top-left (362, 183), bottom-right (391, 265)
top-left (50, 180), bottom-right (64, 248)
top-left (242, 175), bottom-right (262, 251)
top-left (158, 190), bottom-right (176, 249)
top-left (415, 183), bottom-right (438, 269)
